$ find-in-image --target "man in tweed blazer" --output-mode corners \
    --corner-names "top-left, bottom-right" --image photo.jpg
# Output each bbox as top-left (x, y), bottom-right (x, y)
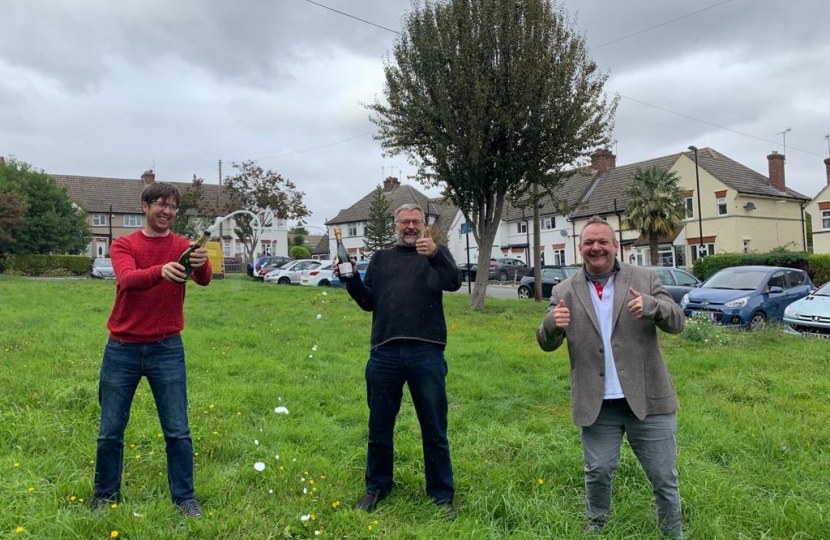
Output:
top-left (536, 215), bottom-right (685, 539)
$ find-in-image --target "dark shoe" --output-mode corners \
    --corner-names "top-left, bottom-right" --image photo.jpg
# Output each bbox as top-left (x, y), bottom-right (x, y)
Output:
top-left (176, 498), bottom-right (203, 519)
top-left (437, 501), bottom-right (457, 521)
top-left (90, 497), bottom-right (117, 512)
top-left (584, 518), bottom-right (606, 534)
top-left (354, 492), bottom-right (384, 512)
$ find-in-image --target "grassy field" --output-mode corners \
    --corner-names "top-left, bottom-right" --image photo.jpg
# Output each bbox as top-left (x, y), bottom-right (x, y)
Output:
top-left (1, 274), bottom-right (828, 539)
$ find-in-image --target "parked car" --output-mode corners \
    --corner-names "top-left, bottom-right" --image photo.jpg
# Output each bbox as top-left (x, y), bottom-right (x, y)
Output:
top-left (489, 258), bottom-right (532, 281)
top-left (680, 266), bottom-right (813, 329)
top-left (330, 260), bottom-right (370, 288)
top-left (645, 266), bottom-right (701, 304)
top-left (783, 280), bottom-right (830, 339)
top-left (301, 261), bottom-right (334, 287)
top-left (264, 259), bottom-right (322, 285)
top-left (457, 263), bottom-right (478, 282)
top-left (249, 255), bottom-right (293, 279)
top-left (517, 266), bottom-right (580, 299)
top-left (90, 257), bottom-right (115, 279)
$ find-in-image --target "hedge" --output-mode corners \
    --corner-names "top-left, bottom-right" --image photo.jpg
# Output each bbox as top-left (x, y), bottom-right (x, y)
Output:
top-left (691, 251), bottom-right (830, 285)
top-left (1, 254), bottom-right (91, 276)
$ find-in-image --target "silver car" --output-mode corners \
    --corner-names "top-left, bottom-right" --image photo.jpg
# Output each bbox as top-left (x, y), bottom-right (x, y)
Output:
top-left (264, 259), bottom-right (322, 285)
top-left (783, 281), bottom-right (830, 339)
top-left (91, 258), bottom-right (115, 279)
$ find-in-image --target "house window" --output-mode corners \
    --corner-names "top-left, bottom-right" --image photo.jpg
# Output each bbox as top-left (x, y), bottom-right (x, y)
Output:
top-left (822, 210), bottom-right (830, 230)
top-left (717, 197), bottom-right (727, 215)
top-left (553, 249), bottom-right (565, 266)
top-left (348, 224), bottom-right (358, 237)
top-left (684, 197), bottom-right (694, 219)
top-left (541, 216), bottom-right (555, 230)
top-left (93, 214), bottom-right (107, 226)
top-left (517, 222), bottom-right (527, 234)
top-left (123, 215), bottom-right (142, 228)
top-left (673, 245), bottom-right (686, 268)
top-left (743, 239), bottom-right (750, 253)
top-left (691, 243), bottom-right (715, 262)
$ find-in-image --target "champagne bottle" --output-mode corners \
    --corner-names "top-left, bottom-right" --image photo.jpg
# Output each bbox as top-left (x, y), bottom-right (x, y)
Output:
top-left (334, 227), bottom-right (353, 280)
top-left (178, 231), bottom-right (211, 281)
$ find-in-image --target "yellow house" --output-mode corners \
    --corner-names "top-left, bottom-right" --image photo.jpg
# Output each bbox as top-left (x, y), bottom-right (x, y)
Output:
top-left (568, 148), bottom-right (810, 268)
top-left (804, 158), bottom-right (830, 254)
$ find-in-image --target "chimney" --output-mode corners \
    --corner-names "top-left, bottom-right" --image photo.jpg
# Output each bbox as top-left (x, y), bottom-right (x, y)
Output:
top-left (825, 157), bottom-right (830, 186)
top-left (767, 152), bottom-right (785, 192)
top-left (382, 176), bottom-right (400, 193)
top-left (591, 149), bottom-right (616, 174)
top-left (141, 169), bottom-right (156, 185)
top-left (0, 156), bottom-right (4, 164)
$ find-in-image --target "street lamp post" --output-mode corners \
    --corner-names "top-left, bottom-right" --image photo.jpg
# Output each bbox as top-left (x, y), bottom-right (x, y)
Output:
top-left (688, 146), bottom-right (705, 260)
top-left (108, 204), bottom-right (113, 256)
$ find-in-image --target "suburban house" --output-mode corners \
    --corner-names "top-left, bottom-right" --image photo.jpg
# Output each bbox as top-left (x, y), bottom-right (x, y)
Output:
top-left (52, 170), bottom-right (289, 260)
top-left (325, 176), bottom-right (457, 260)
top-left (442, 147), bottom-right (811, 270)
top-left (804, 158), bottom-right (830, 254)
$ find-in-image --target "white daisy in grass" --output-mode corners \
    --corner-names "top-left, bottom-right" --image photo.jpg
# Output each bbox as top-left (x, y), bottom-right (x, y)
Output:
top-left (316, 314), bottom-right (322, 320)
top-left (322, 291), bottom-right (327, 296)
top-left (254, 462), bottom-right (266, 472)
top-left (300, 514), bottom-right (311, 522)
top-left (309, 355), bottom-right (313, 358)
top-left (274, 406), bottom-right (289, 414)
top-left (312, 345), bottom-right (318, 351)
top-left (254, 440), bottom-right (259, 445)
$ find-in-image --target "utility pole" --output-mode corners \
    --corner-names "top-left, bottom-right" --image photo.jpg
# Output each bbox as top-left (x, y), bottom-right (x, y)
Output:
top-left (218, 159), bottom-right (223, 256)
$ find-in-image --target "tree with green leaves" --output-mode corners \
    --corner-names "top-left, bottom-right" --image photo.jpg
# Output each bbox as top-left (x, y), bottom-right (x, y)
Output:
top-left (363, 186), bottom-right (397, 256)
top-left (220, 161), bottom-right (310, 262)
top-left (170, 175), bottom-right (209, 239)
top-left (367, 0), bottom-right (617, 309)
top-left (622, 166), bottom-right (687, 266)
top-left (0, 158), bottom-right (90, 255)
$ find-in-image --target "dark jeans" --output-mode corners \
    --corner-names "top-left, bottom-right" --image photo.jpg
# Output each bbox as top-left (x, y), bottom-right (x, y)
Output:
top-left (364, 340), bottom-right (454, 503)
top-left (95, 336), bottom-right (195, 504)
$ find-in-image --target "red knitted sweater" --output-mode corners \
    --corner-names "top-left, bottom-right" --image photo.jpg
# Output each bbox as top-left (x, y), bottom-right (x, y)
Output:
top-left (107, 230), bottom-right (211, 343)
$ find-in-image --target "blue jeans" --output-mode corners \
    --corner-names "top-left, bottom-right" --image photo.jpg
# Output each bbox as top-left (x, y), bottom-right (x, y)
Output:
top-left (95, 336), bottom-right (195, 504)
top-left (580, 399), bottom-right (682, 539)
top-left (364, 341), bottom-right (454, 503)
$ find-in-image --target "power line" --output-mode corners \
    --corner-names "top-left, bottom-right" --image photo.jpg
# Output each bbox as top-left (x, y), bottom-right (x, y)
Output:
top-left (618, 93), bottom-right (825, 158)
top-left (251, 133), bottom-right (373, 162)
top-left (590, 0), bottom-right (737, 51)
top-left (300, 0), bottom-right (400, 35)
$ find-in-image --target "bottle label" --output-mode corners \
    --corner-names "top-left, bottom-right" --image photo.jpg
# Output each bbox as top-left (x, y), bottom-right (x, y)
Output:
top-left (338, 262), bottom-right (353, 279)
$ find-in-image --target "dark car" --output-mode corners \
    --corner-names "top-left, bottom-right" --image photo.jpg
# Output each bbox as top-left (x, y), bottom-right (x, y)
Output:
top-left (645, 266), bottom-right (701, 304)
top-left (489, 258), bottom-right (532, 281)
top-left (458, 263), bottom-right (478, 282)
top-left (90, 257), bottom-right (115, 279)
top-left (248, 255), bottom-right (293, 280)
top-left (517, 266), bottom-right (580, 299)
top-left (680, 265), bottom-right (813, 329)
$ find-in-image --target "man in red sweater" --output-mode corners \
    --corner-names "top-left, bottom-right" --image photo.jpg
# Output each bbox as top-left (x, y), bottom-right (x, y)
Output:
top-left (92, 182), bottom-right (211, 519)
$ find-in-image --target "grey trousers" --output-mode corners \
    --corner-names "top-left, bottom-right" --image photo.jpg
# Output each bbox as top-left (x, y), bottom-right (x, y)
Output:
top-left (580, 399), bottom-right (682, 539)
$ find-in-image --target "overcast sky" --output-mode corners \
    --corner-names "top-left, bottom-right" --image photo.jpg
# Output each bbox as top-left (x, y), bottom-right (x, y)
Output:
top-left (2, 0), bottom-right (829, 230)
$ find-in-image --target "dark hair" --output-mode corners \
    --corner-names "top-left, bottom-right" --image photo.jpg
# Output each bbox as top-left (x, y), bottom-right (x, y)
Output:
top-left (141, 182), bottom-right (181, 206)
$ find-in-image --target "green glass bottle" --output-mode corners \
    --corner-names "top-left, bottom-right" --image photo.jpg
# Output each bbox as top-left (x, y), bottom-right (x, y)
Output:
top-left (178, 231), bottom-right (211, 281)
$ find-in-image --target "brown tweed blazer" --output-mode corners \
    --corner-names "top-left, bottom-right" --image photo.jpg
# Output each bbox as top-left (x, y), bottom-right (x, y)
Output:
top-left (536, 263), bottom-right (685, 426)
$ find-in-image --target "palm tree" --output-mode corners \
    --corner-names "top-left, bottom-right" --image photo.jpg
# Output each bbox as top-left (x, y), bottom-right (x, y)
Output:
top-left (623, 166), bottom-right (687, 266)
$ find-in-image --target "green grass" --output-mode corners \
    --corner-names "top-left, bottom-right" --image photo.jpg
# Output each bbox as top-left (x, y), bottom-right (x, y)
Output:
top-left (0, 274), bottom-right (828, 539)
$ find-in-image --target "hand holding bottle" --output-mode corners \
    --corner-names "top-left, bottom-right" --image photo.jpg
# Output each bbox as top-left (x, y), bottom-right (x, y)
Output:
top-left (164, 245), bottom-right (208, 283)
top-left (334, 226), bottom-right (354, 280)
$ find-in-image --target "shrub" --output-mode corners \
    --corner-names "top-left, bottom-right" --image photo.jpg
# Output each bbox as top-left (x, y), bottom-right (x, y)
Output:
top-left (808, 254), bottom-right (830, 286)
top-left (289, 245), bottom-right (311, 259)
top-left (3, 254), bottom-right (90, 276)
top-left (692, 251), bottom-right (810, 281)
top-left (682, 316), bottom-right (730, 345)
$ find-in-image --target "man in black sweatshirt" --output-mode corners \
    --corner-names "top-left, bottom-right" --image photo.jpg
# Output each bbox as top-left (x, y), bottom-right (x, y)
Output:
top-left (339, 203), bottom-right (462, 515)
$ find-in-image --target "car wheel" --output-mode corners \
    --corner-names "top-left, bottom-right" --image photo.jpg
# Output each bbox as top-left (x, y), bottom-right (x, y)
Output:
top-left (518, 286), bottom-right (532, 299)
top-left (748, 312), bottom-right (766, 330)
top-left (278, 277), bottom-right (291, 285)
top-left (498, 270), bottom-right (508, 281)
top-left (319, 279), bottom-right (330, 287)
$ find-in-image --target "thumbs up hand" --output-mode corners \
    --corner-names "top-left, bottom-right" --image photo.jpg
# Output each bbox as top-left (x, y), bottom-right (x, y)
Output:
top-left (553, 298), bottom-right (570, 328)
top-left (416, 227), bottom-right (438, 257)
top-left (627, 287), bottom-right (644, 319)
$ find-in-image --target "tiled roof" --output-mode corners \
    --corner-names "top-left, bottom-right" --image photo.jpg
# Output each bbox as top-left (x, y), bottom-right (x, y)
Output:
top-left (325, 183), bottom-right (459, 239)
top-left (501, 169), bottom-right (596, 221)
top-left (52, 174), bottom-right (226, 214)
top-left (570, 147), bottom-right (809, 219)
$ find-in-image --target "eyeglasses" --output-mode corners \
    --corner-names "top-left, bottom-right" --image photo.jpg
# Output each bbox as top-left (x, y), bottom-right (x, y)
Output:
top-left (151, 202), bottom-right (179, 211)
top-left (395, 219), bottom-right (424, 227)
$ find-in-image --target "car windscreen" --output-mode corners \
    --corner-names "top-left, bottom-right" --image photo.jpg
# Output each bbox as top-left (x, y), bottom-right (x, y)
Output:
top-left (813, 282), bottom-right (830, 296)
top-left (703, 269), bottom-right (766, 290)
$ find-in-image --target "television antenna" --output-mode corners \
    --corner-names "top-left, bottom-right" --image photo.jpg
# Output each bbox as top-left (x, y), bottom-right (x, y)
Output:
top-left (776, 127), bottom-right (791, 160)
top-left (824, 134), bottom-right (830, 157)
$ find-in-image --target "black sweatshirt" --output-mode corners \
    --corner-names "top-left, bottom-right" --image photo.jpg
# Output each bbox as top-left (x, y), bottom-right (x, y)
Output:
top-left (345, 244), bottom-right (462, 349)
